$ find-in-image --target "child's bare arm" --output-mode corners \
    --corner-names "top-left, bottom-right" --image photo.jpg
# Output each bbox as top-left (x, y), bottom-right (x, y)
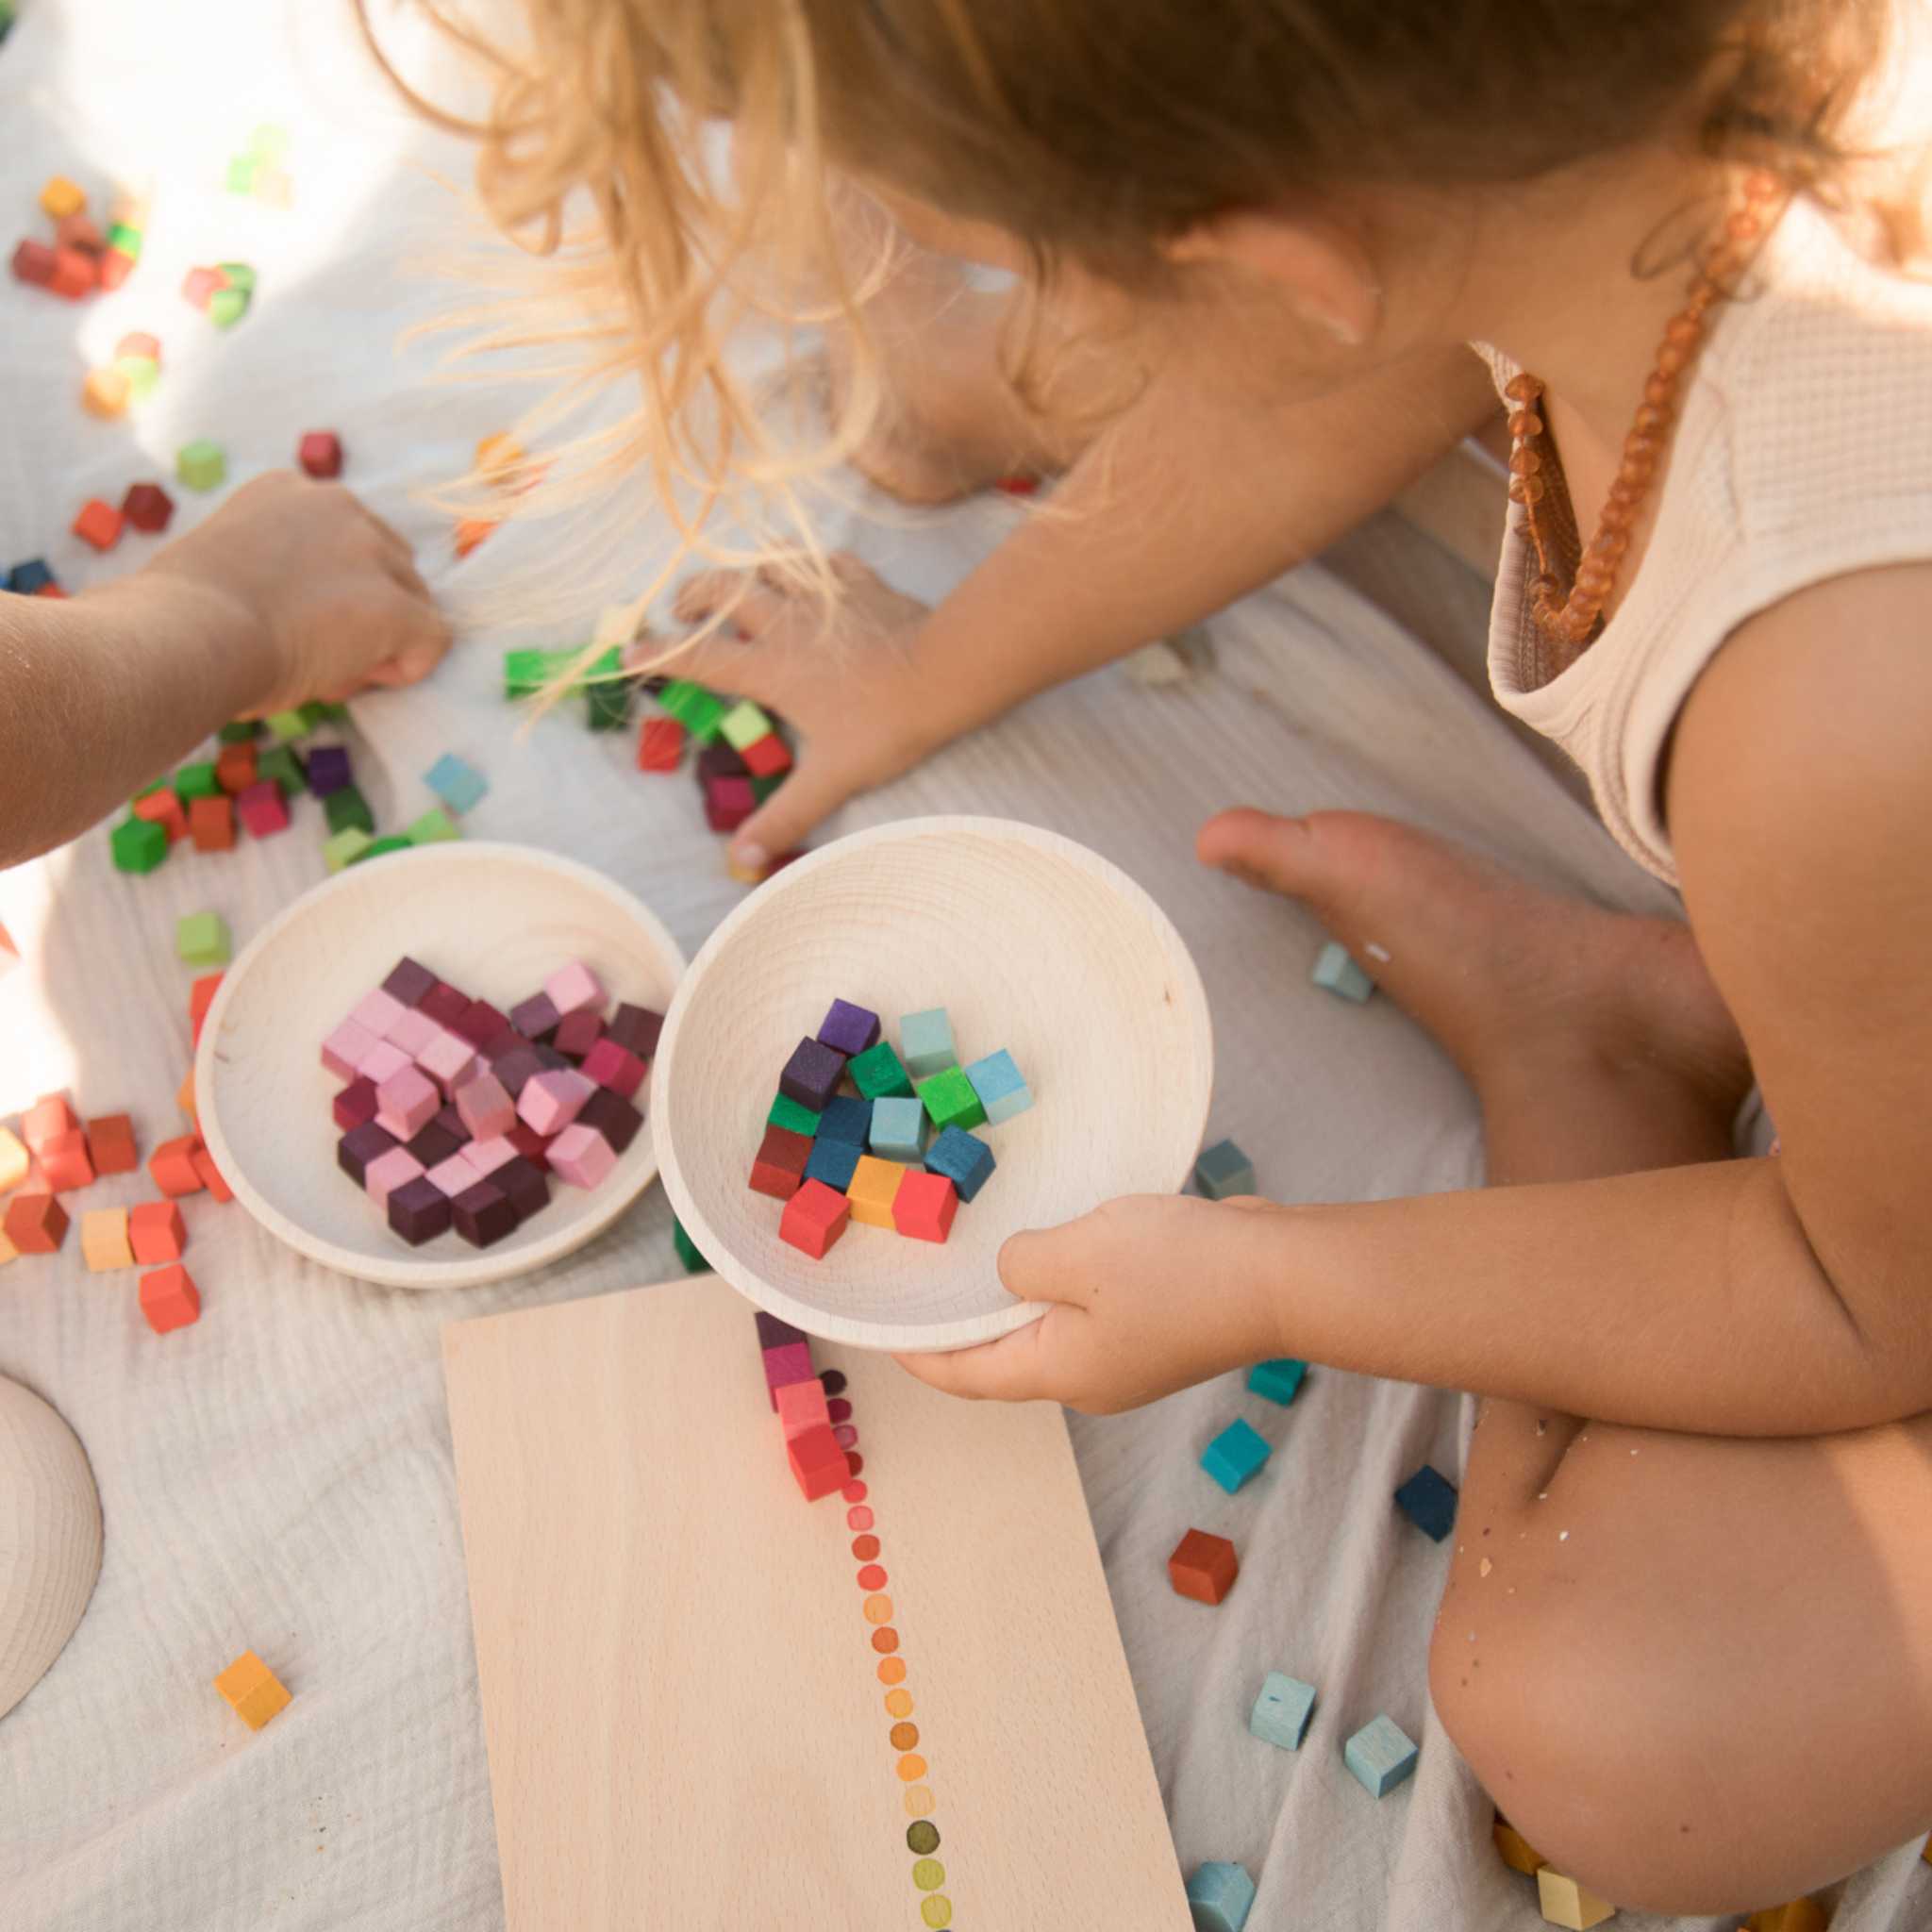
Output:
top-left (903, 565), bottom-right (1932, 1437)
top-left (0, 475), bottom-right (450, 871)
top-left (669, 340), bottom-right (1498, 861)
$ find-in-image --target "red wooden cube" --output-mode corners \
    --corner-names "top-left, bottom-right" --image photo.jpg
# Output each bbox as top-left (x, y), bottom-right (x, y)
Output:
top-left (180, 264), bottom-right (223, 310)
top-left (72, 498), bottom-right (124, 552)
top-left (235, 779), bottom-right (289, 840)
top-left (702, 773), bottom-right (757, 834)
top-left (891, 1169), bottom-right (957, 1244)
top-left (132, 789), bottom-right (186, 846)
top-left (739, 732), bottom-right (792, 779)
top-left (116, 330), bottom-right (160, 363)
top-left (581, 1037), bottom-right (645, 1099)
top-left (778, 1178), bottom-right (850, 1260)
top-left (638, 716), bottom-right (684, 773)
top-left (192, 1146), bottom-right (233, 1203)
top-left (128, 1199), bottom-right (187, 1263)
top-left (454, 518), bottom-right (494, 558)
top-left (121, 482), bottom-right (175, 534)
top-left (49, 247), bottom-right (95, 298)
top-left (215, 742), bottom-right (258, 795)
top-left (56, 213), bottom-right (103, 257)
top-left (787, 1422), bottom-right (850, 1502)
top-left (86, 1113), bottom-right (139, 1175)
top-left (749, 1124), bottom-right (812, 1201)
top-left (10, 239), bottom-right (57, 287)
top-left (188, 794), bottom-right (235, 852)
top-left (22, 1093), bottom-right (77, 1156)
top-left (1168, 1528), bottom-right (1240, 1606)
top-left (98, 248), bottom-right (136, 291)
top-left (507, 1124), bottom-right (551, 1171)
top-left (148, 1135), bottom-right (205, 1198)
top-left (39, 1128), bottom-right (95, 1191)
top-left (139, 1263), bottom-right (202, 1333)
top-left (4, 1191), bottom-right (68, 1254)
top-left (297, 430), bottom-right (342, 479)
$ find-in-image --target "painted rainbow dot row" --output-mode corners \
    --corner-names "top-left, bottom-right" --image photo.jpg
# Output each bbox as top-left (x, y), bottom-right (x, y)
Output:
top-left (825, 1369), bottom-right (956, 1929)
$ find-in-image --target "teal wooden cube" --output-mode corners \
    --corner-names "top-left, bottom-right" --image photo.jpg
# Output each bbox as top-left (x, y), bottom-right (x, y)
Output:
top-left (916, 1066), bottom-right (985, 1133)
top-left (869, 1096), bottom-right (926, 1165)
top-left (176, 911), bottom-right (231, 967)
top-left (1343, 1714), bottom-right (1418, 1797)
top-left (848, 1039), bottom-right (914, 1101)
top-left (1249, 1671), bottom-right (1317, 1751)
top-left (1312, 941), bottom-right (1375, 1003)
top-left (325, 785), bottom-right (374, 836)
top-left (718, 698), bottom-right (774, 751)
top-left (176, 439), bottom-right (226, 491)
top-left (1201, 1418), bottom-right (1271, 1495)
top-left (1393, 1464), bottom-right (1457, 1543)
top-left (767, 1094), bottom-right (821, 1138)
top-left (899, 1007), bottom-right (955, 1078)
top-left (1194, 1138), bottom-right (1256, 1199)
top-left (405, 807), bottom-right (459, 845)
top-left (110, 816), bottom-right (168, 874)
top-left (924, 1125), bottom-right (994, 1203)
top-left (963, 1047), bottom-right (1031, 1125)
top-left (425, 752), bottom-right (488, 814)
top-left (1185, 1860), bottom-right (1256, 1932)
top-left (1247, 1358), bottom-right (1307, 1406)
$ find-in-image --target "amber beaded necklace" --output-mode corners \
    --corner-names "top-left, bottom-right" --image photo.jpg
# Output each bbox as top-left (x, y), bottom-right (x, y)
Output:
top-left (1504, 168), bottom-right (1789, 655)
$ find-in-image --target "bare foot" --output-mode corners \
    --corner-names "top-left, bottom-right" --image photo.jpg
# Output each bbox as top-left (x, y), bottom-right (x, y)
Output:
top-left (1197, 808), bottom-right (1756, 1170)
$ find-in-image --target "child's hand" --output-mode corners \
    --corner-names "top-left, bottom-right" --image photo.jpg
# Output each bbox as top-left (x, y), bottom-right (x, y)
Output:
top-left (894, 1193), bottom-right (1284, 1412)
top-left (659, 555), bottom-right (943, 869)
top-left (140, 473), bottom-right (452, 712)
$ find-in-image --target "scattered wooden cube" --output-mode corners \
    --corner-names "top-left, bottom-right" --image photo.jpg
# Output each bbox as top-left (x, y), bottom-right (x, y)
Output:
top-left (817, 998), bottom-right (881, 1058)
top-left (1492, 1817), bottom-right (1547, 1877)
top-left (121, 481), bottom-right (175, 533)
top-left (48, 247), bottom-right (94, 299)
top-left (761, 1338), bottom-right (815, 1408)
top-left (10, 238), bottom-right (57, 287)
top-left (848, 1039), bottom-right (914, 1101)
top-left (845, 1155), bottom-right (907, 1230)
top-left (899, 1008), bottom-right (956, 1079)
top-left (22, 1092), bottom-right (76, 1157)
top-left (817, 1094), bottom-right (873, 1149)
top-left (297, 430), bottom-right (342, 479)
top-left (1194, 1138), bottom-right (1256, 1199)
top-left (236, 779), bottom-right (290, 838)
top-left (333, 1077), bottom-right (379, 1133)
top-left (139, 1261), bottom-right (202, 1333)
top-left (739, 732), bottom-right (791, 779)
top-left (1201, 1418), bottom-right (1272, 1495)
top-left (1343, 1714), bottom-right (1419, 1798)
top-left (605, 1004), bottom-right (662, 1060)
top-left (71, 498), bottom-right (124, 551)
top-left (425, 752), bottom-right (488, 814)
top-left (1312, 941), bottom-right (1375, 1003)
top-left (1743, 1901), bottom-right (1825, 1932)
top-left (637, 715), bottom-right (685, 772)
top-left (82, 367), bottom-right (129, 418)
top-left (891, 1170), bottom-right (958, 1244)
top-left (867, 1095), bottom-right (925, 1164)
top-left (577, 1088), bottom-right (641, 1154)
top-left (779, 1037), bottom-right (846, 1113)
top-left (552, 1008), bottom-right (603, 1061)
top-left (718, 698), bottom-right (774, 752)
top-left (1249, 1671), bottom-right (1317, 1751)
top-left (673, 1214), bottom-right (709, 1274)
top-left (127, 1200), bottom-right (186, 1263)
top-left (175, 910), bottom-right (232, 967)
top-left (1247, 1358), bottom-right (1307, 1405)
top-left (191, 1146), bottom-right (232, 1202)
top-left (1393, 1465), bottom-right (1458, 1543)
top-left (548, 1122), bottom-right (616, 1189)
top-left (1184, 1862), bottom-right (1256, 1932)
top-left (39, 1128), bottom-right (94, 1191)
top-left (702, 772), bottom-right (755, 832)
top-left (787, 1422), bottom-right (850, 1501)
top-left (3, 1191), bottom-right (68, 1255)
top-left (779, 1178), bottom-right (850, 1259)
top-left (133, 788), bottom-right (188, 844)
top-left (175, 439), bottom-right (226, 491)
top-left (1535, 1869), bottom-right (1615, 1930)
top-left (81, 1208), bottom-right (135, 1272)
top-left (1168, 1527), bottom-right (1238, 1605)
top-left (212, 1651), bottom-right (290, 1729)
top-left (148, 1136), bottom-right (205, 1198)
top-left (922, 1124), bottom-right (994, 1203)
top-left (455, 1072), bottom-right (516, 1140)
top-left (188, 794), bottom-right (235, 852)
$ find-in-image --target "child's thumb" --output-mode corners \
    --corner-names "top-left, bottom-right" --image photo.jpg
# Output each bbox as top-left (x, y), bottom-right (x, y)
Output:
top-left (726, 756), bottom-right (854, 875)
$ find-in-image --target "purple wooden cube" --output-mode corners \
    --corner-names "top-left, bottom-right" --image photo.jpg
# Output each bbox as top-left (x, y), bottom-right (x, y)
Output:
top-left (420, 982), bottom-right (471, 1029)
top-left (388, 1174), bottom-right (452, 1245)
top-left (493, 1156), bottom-right (549, 1222)
top-left (306, 744), bottom-right (353, 796)
top-left (452, 998), bottom-right (509, 1049)
top-left (405, 1118), bottom-right (466, 1170)
top-left (779, 1036), bottom-right (847, 1112)
top-left (606, 1004), bottom-right (663, 1060)
top-left (697, 739), bottom-right (749, 782)
top-left (756, 1311), bottom-right (808, 1352)
top-left (577, 1085), bottom-right (642, 1154)
top-left (817, 999), bottom-right (881, 1058)
top-left (381, 956), bottom-right (439, 1007)
top-left (338, 1122), bottom-right (398, 1187)
top-left (553, 1009), bottom-right (604, 1061)
top-left (432, 1102), bottom-right (471, 1143)
top-left (492, 1043), bottom-right (544, 1097)
top-left (452, 1181), bottom-right (518, 1248)
top-left (509, 991), bottom-right (561, 1041)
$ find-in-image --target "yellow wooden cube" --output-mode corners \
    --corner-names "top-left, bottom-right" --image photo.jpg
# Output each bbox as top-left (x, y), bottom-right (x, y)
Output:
top-left (176, 1068), bottom-right (197, 1124)
top-left (40, 175), bottom-right (86, 220)
top-left (82, 367), bottom-right (130, 419)
top-left (846, 1155), bottom-right (908, 1230)
top-left (0, 1124), bottom-right (27, 1194)
top-left (213, 1650), bottom-right (291, 1730)
top-left (80, 1208), bottom-right (134, 1273)
top-left (1493, 1817), bottom-right (1547, 1877)
top-left (1537, 1869), bottom-right (1615, 1929)
top-left (1746, 1901), bottom-right (1826, 1932)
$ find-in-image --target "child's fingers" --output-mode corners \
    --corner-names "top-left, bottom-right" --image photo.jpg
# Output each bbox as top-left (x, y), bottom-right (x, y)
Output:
top-left (725, 752), bottom-right (860, 873)
top-left (892, 1315), bottom-right (1064, 1403)
top-left (673, 570), bottom-right (793, 635)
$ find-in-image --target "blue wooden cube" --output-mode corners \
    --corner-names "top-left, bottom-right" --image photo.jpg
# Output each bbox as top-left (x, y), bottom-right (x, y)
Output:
top-left (817, 1094), bottom-right (874, 1148)
top-left (1312, 941), bottom-right (1375, 1003)
top-left (922, 1124), bottom-right (994, 1204)
top-left (1343, 1714), bottom-right (1418, 1797)
top-left (1201, 1418), bottom-right (1271, 1495)
top-left (425, 752), bottom-right (489, 814)
top-left (1393, 1464), bottom-right (1457, 1542)
top-left (7, 558), bottom-right (54, 595)
top-left (1247, 1357), bottom-right (1307, 1406)
top-left (1185, 1860), bottom-right (1256, 1932)
top-left (803, 1136), bottom-right (861, 1192)
top-left (899, 1007), bottom-right (955, 1079)
top-left (963, 1048), bottom-right (1032, 1125)
top-left (869, 1096), bottom-right (926, 1165)
top-left (1248, 1671), bottom-right (1316, 1751)
top-left (1193, 1138), bottom-right (1256, 1199)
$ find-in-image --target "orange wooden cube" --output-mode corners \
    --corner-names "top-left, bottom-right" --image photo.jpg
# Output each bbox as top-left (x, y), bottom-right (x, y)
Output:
top-left (213, 1650), bottom-right (290, 1728)
top-left (190, 973), bottom-right (224, 1044)
top-left (72, 498), bottom-right (124, 552)
top-left (82, 367), bottom-right (130, 419)
top-left (134, 788), bottom-right (189, 843)
top-left (214, 742), bottom-right (258, 794)
top-left (4, 1191), bottom-right (69, 1255)
top-left (1745, 1901), bottom-right (1827, 1932)
top-left (128, 1199), bottom-right (187, 1263)
top-left (188, 794), bottom-right (235, 852)
top-left (48, 248), bottom-right (96, 299)
top-left (1168, 1528), bottom-right (1239, 1606)
top-left (176, 1068), bottom-right (197, 1124)
top-left (40, 175), bottom-right (86, 220)
top-left (1492, 1816), bottom-right (1546, 1877)
top-left (39, 1128), bottom-right (95, 1191)
top-left (0, 1124), bottom-right (28, 1193)
top-left (139, 1262), bottom-right (201, 1333)
top-left (81, 1208), bottom-right (135, 1272)
top-left (454, 518), bottom-right (496, 559)
top-left (192, 1146), bottom-right (232, 1203)
top-left (22, 1092), bottom-right (76, 1157)
top-left (148, 1136), bottom-right (205, 1198)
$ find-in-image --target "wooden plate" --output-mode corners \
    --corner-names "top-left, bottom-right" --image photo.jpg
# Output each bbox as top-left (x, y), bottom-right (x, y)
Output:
top-left (196, 842), bottom-right (686, 1290)
top-left (652, 817), bottom-right (1212, 1352)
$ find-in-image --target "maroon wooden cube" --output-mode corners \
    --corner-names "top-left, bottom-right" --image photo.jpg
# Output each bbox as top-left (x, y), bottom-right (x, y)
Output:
top-left (756, 1311), bottom-right (808, 1352)
top-left (333, 1076), bottom-right (379, 1133)
top-left (493, 1156), bottom-right (549, 1221)
top-left (750, 1124), bottom-right (812, 1200)
top-left (492, 1044), bottom-right (544, 1097)
top-left (433, 1102), bottom-right (472, 1143)
top-left (420, 981), bottom-right (471, 1029)
top-left (509, 991), bottom-right (561, 1041)
top-left (121, 482), bottom-right (175, 534)
top-left (452, 1180), bottom-right (518, 1248)
top-left (339, 1122), bottom-right (398, 1187)
top-left (779, 1037), bottom-right (847, 1112)
top-left (388, 1174), bottom-right (452, 1245)
top-left (553, 1009), bottom-right (604, 1061)
top-left (382, 957), bottom-right (439, 1007)
top-left (606, 1004), bottom-right (663, 1060)
top-left (452, 998), bottom-right (509, 1049)
top-left (405, 1118), bottom-right (466, 1170)
top-left (697, 739), bottom-right (750, 782)
top-left (703, 773), bottom-right (757, 833)
top-left (577, 1086), bottom-right (642, 1155)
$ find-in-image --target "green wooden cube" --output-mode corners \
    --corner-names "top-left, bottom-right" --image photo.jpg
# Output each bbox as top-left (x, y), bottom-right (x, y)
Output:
top-left (109, 816), bottom-right (168, 874)
top-left (324, 827), bottom-right (373, 873)
top-left (916, 1065), bottom-right (986, 1133)
top-left (673, 1214), bottom-right (711, 1274)
top-left (208, 286), bottom-right (251, 329)
top-left (657, 678), bottom-right (729, 742)
top-left (218, 720), bottom-right (263, 743)
top-left (325, 785), bottom-right (374, 836)
top-left (175, 761), bottom-right (220, 800)
top-left (504, 647), bottom-right (578, 699)
top-left (117, 355), bottom-right (159, 402)
top-left (176, 911), bottom-right (232, 967)
top-left (405, 807), bottom-right (459, 845)
top-left (257, 745), bottom-right (306, 797)
top-left (750, 772), bottom-right (787, 805)
top-left (176, 440), bottom-right (226, 491)
top-left (583, 647), bottom-right (631, 730)
top-left (225, 155), bottom-right (258, 195)
top-left (718, 698), bottom-right (774, 752)
top-left (767, 1094), bottom-right (822, 1138)
top-left (217, 262), bottom-right (258, 296)
top-left (355, 835), bottom-right (413, 861)
top-left (264, 709), bottom-right (308, 743)
top-left (106, 222), bottom-right (143, 259)
top-left (0, 3), bottom-right (17, 43)
top-left (848, 1039), bottom-right (914, 1101)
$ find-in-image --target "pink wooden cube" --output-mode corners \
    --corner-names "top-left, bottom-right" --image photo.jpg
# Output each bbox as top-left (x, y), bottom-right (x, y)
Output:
top-left (425, 1152), bottom-right (482, 1198)
top-left (548, 1122), bottom-right (615, 1189)
top-left (385, 1008), bottom-right (439, 1056)
top-left (580, 1037), bottom-right (646, 1100)
top-left (351, 988), bottom-right (408, 1039)
top-left (774, 1375), bottom-right (832, 1441)
top-left (543, 958), bottom-right (606, 1018)
top-left (465, 1135), bottom-right (518, 1177)
top-left (363, 1146), bottom-right (425, 1208)
top-left (418, 1028), bottom-right (479, 1095)
top-left (236, 779), bottom-right (290, 838)
top-left (322, 1018), bottom-right (378, 1081)
top-left (357, 1039), bottom-right (412, 1088)
top-left (375, 1064), bottom-right (441, 1141)
top-left (455, 1071), bottom-right (516, 1140)
top-left (517, 1068), bottom-right (594, 1136)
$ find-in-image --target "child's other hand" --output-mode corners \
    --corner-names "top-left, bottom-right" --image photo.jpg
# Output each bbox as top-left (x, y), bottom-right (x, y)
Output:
top-left (662, 555), bottom-right (939, 869)
top-left (141, 473), bottom-right (452, 712)
top-left (895, 1193), bottom-right (1283, 1412)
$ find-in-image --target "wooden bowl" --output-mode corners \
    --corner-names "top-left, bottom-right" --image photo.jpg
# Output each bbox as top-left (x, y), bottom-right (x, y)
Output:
top-left (653, 817), bottom-right (1213, 1352)
top-left (196, 842), bottom-right (686, 1291)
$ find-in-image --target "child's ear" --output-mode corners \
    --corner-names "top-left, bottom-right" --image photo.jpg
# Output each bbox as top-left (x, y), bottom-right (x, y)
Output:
top-left (1165, 207), bottom-right (1381, 347)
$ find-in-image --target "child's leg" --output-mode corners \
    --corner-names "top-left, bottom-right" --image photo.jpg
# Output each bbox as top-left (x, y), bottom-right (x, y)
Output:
top-left (1201, 808), bottom-right (1932, 1912)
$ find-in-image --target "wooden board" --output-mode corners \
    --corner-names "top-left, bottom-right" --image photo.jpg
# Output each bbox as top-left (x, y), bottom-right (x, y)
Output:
top-left (443, 1277), bottom-right (1192, 1932)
